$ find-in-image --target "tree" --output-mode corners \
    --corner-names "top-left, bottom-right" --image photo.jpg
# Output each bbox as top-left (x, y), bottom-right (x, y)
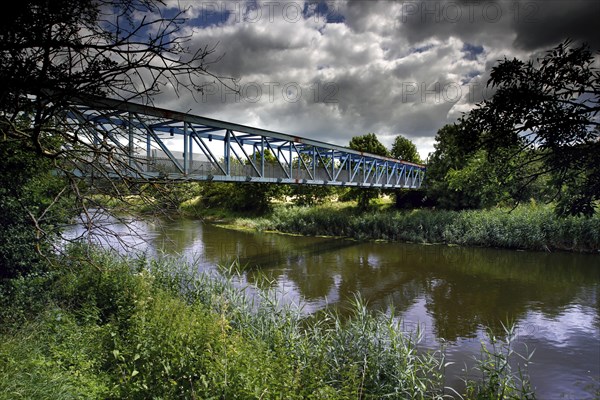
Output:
top-left (425, 124), bottom-right (482, 209)
top-left (1, 0), bottom-right (223, 108)
top-left (349, 133), bottom-right (390, 158)
top-left (389, 135), bottom-right (426, 209)
top-left (290, 185), bottom-right (333, 206)
top-left (0, 0), bottom-right (230, 273)
top-left (287, 153), bottom-right (333, 206)
top-left (391, 135), bottom-right (422, 164)
top-left (426, 123), bottom-right (550, 210)
top-left (250, 149), bottom-right (278, 165)
top-left (194, 150), bottom-right (287, 214)
top-left (347, 133), bottom-right (389, 210)
top-left (463, 40), bottom-right (600, 216)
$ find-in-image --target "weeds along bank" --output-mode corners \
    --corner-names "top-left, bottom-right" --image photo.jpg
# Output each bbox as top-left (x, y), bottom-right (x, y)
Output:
top-left (0, 248), bottom-right (534, 399)
top-left (238, 204), bottom-right (600, 253)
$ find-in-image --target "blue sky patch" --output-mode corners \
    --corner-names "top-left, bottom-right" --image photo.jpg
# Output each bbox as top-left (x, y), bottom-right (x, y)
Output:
top-left (410, 44), bottom-right (435, 54)
top-left (303, 1), bottom-right (345, 23)
top-left (190, 4), bottom-right (231, 27)
top-left (462, 43), bottom-right (484, 61)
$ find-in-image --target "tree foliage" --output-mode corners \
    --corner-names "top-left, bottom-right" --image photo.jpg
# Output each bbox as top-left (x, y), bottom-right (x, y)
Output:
top-left (287, 153), bottom-right (334, 206)
top-left (426, 123), bottom-right (553, 210)
top-left (463, 40), bottom-right (600, 216)
top-left (195, 151), bottom-right (287, 214)
top-left (391, 135), bottom-right (422, 164)
top-left (349, 133), bottom-right (390, 158)
top-left (425, 124), bottom-right (484, 209)
top-left (290, 185), bottom-right (333, 206)
top-left (198, 182), bottom-right (284, 214)
top-left (389, 135), bottom-right (425, 208)
top-left (250, 149), bottom-right (278, 165)
top-left (0, 139), bottom-right (70, 278)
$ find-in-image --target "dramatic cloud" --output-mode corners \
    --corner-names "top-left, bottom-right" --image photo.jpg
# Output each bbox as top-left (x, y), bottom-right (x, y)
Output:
top-left (154, 0), bottom-right (600, 159)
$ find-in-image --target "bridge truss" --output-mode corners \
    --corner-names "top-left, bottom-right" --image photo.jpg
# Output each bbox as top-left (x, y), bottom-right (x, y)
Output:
top-left (62, 96), bottom-right (425, 189)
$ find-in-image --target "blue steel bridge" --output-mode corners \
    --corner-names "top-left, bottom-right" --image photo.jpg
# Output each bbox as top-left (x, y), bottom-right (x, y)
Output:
top-left (63, 96), bottom-right (425, 189)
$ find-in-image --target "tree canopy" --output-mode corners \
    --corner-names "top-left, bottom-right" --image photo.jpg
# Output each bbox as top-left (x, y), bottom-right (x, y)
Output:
top-left (425, 124), bottom-right (482, 209)
top-left (391, 135), bottom-right (422, 164)
top-left (462, 40), bottom-right (599, 216)
top-left (427, 41), bottom-right (599, 215)
top-left (349, 133), bottom-right (390, 157)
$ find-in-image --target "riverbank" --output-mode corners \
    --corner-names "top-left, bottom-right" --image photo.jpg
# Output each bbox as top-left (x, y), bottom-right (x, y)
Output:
top-left (183, 201), bottom-right (600, 253)
top-left (0, 248), bottom-right (535, 399)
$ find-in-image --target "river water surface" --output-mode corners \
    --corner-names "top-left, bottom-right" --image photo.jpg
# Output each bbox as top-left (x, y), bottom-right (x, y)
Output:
top-left (69, 215), bottom-right (600, 399)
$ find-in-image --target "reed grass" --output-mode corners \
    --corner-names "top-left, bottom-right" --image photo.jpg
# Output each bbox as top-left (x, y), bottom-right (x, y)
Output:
top-left (249, 203), bottom-right (599, 252)
top-left (0, 247), bottom-right (536, 399)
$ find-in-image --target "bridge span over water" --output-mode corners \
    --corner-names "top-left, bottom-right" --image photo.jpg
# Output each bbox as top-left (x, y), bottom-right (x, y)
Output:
top-left (63, 96), bottom-right (425, 189)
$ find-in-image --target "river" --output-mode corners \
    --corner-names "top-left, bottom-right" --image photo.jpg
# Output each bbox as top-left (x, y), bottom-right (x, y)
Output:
top-left (68, 215), bottom-right (600, 399)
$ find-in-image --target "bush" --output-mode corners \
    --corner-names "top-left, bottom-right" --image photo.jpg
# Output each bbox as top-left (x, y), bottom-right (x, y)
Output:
top-left (0, 140), bottom-right (72, 278)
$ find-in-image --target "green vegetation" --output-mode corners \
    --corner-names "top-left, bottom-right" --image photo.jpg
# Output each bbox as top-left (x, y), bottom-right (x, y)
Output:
top-left (391, 134), bottom-right (422, 164)
top-left (436, 40), bottom-right (599, 216)
top-left (1, 0), bottom-right (235, 277)
top-left (237, 202), bottom-right (600, 252)
top-left (0, 137), bottom-right (72, 278)
top-left (0, 247), bottom-right (535, 399)
top-left (177, 181), bottom-right (287, 217)
top-left (425, 124), bottom-right (550, 211)
top-left (464, 323), bottom-right (535, 400)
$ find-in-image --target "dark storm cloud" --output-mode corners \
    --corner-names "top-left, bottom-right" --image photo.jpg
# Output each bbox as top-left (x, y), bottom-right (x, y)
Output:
top-left (511, 0), bottom-right (600, 50)
top-left (155, 0), bottom-right (599, 158)
top-left (346, 0), bottom-right (599, 51)
top-left (387, 0), bottom-right (515, 47)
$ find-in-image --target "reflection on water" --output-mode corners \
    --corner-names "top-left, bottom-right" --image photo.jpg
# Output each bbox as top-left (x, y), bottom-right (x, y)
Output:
top-left (67, 215), bottom-right (600, 399)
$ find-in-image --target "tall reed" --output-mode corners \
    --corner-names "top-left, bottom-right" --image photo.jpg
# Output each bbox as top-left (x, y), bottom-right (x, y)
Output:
top-left (0, 248), bottom-right (536, 399)
top-left (253, 204), bottom-right (599, 252)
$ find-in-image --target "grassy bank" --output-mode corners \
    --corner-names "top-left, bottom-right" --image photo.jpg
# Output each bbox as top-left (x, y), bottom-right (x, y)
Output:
top-left (230, 203), bottom-right (600, 253)
top-left (0, 248), bottom-right (534, 399)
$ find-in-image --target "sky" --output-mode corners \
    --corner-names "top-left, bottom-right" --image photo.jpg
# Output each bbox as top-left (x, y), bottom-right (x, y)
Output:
top-left (153, 0), bottom-right (600, 160)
